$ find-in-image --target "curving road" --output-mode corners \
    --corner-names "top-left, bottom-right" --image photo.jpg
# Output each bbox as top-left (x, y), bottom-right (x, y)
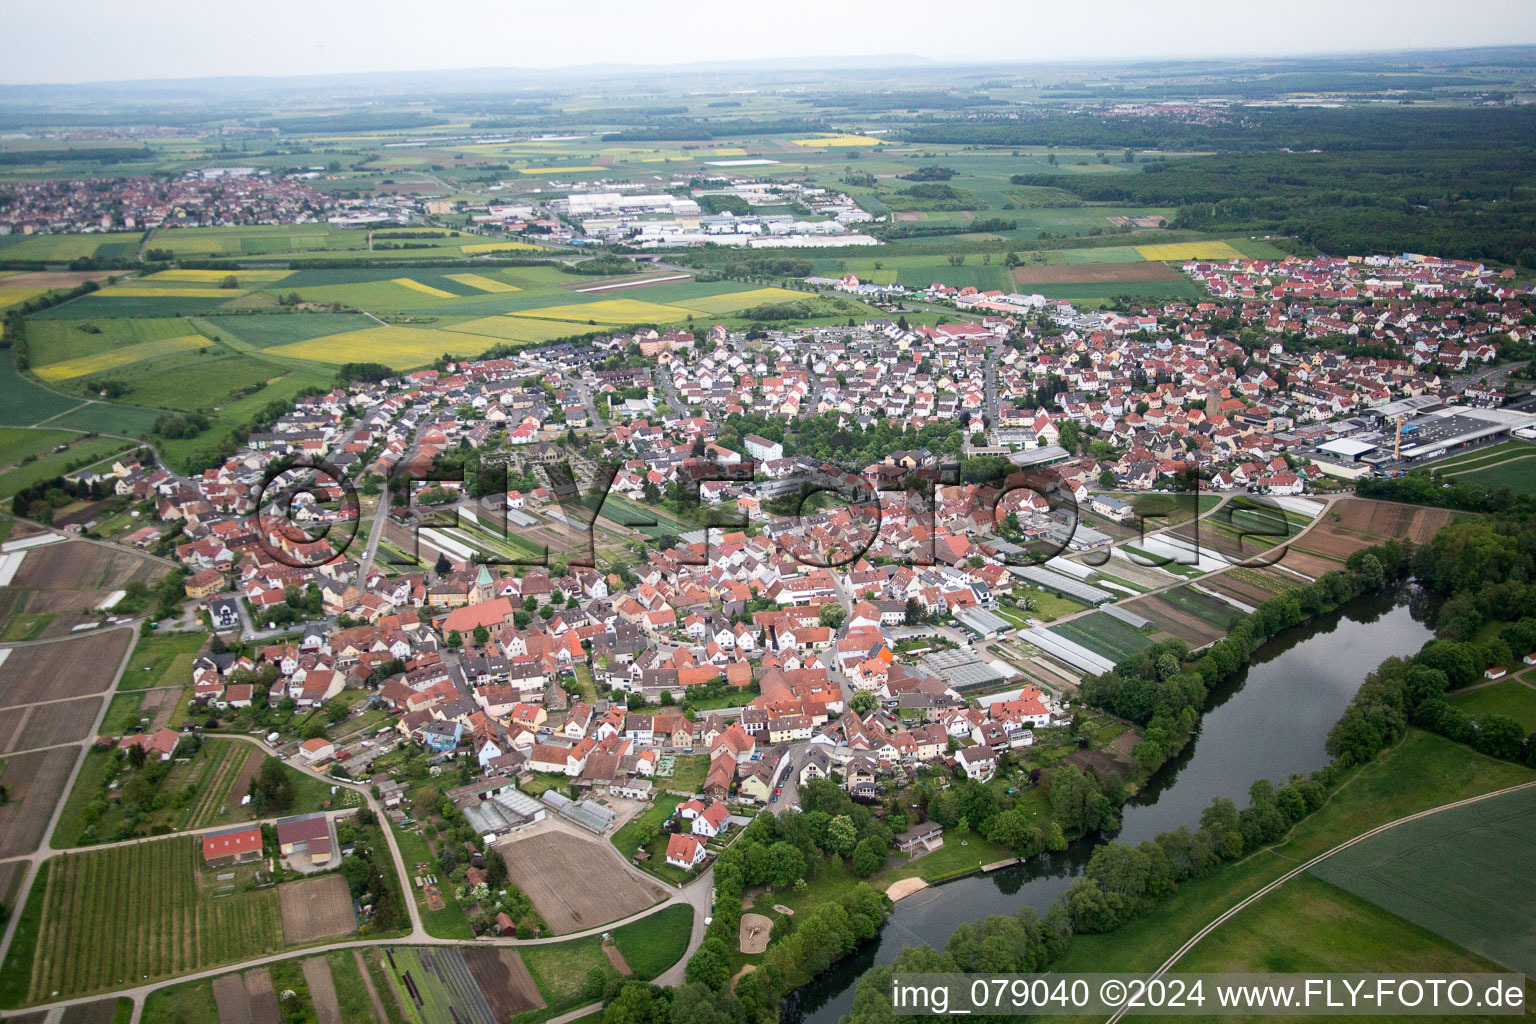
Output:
top-left (0, 717), bottom-right (716, 1024)
top-left (1102, 778), bottom-right (1536, 1024)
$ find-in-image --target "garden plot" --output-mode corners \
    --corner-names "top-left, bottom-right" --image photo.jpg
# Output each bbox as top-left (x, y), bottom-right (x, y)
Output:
top-left (497, 830), bottom-right (663, 935)
top-left (279, 874), bottom-right (357, 944)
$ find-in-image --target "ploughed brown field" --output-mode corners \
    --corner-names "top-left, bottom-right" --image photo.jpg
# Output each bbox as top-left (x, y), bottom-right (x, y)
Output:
top-left (302, 957), bottom-right (344, 1024)
top-left (463, 948), bottom-right (545, 1019)
top-left (0, 270), bottom-right (121, 290)
top-left (279, 874), bottom-right (357, 944)
top-left (1122, 593), bottom-right (1228, 648)
top-left (1011, 261), bottom-right (1180, 284)
top-left (0, 694), bottom-right (103, 754)
top-left (58, 999), bottom-right (123, 1024)
top-left (498, 830), bottom-right (663, 935)
top-left (0, 628), bottom-right (131, 707)
top-left (1296, 498), bottom-right (1459, 560)
top-left (211, 968), bottom-right (282, 1024)
top-left (0, 746), bottom-right (79, 857)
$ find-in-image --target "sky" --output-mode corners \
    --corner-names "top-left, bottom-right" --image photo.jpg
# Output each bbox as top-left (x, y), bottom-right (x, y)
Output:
top-left (7, 0), bottom-right (1536, 85)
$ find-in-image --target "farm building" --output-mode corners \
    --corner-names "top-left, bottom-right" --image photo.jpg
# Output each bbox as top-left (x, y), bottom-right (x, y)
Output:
top-left (299, 736), bottom-right (335, 761)
top-left (276, 812), bottom-right (334, 869)
top-left (202, 824), bottom-right (263, 867)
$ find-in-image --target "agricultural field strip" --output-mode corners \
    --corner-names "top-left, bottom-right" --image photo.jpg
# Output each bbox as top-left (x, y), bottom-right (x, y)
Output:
top-left (1112, 777), bottom-right (1536, 1019)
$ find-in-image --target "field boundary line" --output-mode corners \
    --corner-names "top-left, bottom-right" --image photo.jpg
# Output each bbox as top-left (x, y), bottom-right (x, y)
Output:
top-left (1103, 777), bottom-right (1536, 1023)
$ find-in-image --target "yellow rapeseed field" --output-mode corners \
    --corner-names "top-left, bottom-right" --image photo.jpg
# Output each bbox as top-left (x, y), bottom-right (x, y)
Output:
top-left (35, 335), bottom-right (213, 381)
top-left (678, 287), bottom-right (807, 316)
top-left (391, 277), bottom-right (457, 299)
top-left (266, 326), bottom-right (480, 369)
top-left (1135, 241), bottom-right (1243, 261)
top-left (445, 316), bottom-right (593, 344)
top-left (791, 134), bottom-right (883, 147)
top-left (459, 241), bottom-right (544, 255)
top-left (510, 298), bottom-right (696, 325)
top-left (0, 288), bottom-right (47, 311)
top-left (444, 273), bottom-right (521, 294)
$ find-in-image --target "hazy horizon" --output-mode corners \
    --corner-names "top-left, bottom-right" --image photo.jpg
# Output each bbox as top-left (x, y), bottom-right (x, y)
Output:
top-left (8, 0), bottom-right (1536, 87)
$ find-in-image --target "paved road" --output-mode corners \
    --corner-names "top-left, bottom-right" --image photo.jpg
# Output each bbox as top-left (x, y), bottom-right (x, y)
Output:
top-left (0, 717), bottom-right (718, 1024)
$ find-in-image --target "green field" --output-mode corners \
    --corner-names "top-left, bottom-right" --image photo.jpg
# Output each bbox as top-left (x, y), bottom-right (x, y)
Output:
top-left (45, 402), bottom-right (166, 437)
top-left (0, 426), bottom-right (81, 466)
top-left (0, 233), bottom-right (138, 263)
top-left (1048, 612), bottom-right (1154, 663)
top-left (119, 630), bottom-right (208, 690)
top-left (202, 312), bottom-right (381, 348)
top-left (7, 836), bottom-right (284, 1005)
top-left (1172, 873), bottom-right (1512, 1001)
top-left (1449, 678), bottom-right (1536, 732)
top-left (26, 317), bottom-right (199, 367)
top-left (1051, 730), bottom-right (1536, 978)
top-left (0, 355), bottom-right (85, 426)
top-left (1028, 279), bottom-right (1205, 304)
top-left (1157, 585), bottom-right (1247, 629)
top-left (0, 433), bottom-right (136, 498)
top-left (379, 947), bottom-right (491, 1024)
top-left (1309, 784), bottom-right (1536, 976)
top-left (1447, 457), bottom-right (1536, 496)
top-left (1428, 440), bottom-right (1535, 472)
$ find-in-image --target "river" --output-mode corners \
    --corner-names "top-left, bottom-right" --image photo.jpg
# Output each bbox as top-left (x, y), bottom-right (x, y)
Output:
top-left (781, 584), bottom-right (1435, 1024)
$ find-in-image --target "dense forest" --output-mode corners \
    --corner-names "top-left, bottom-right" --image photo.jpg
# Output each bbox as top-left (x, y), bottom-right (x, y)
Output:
top-left (1009, 141), bottom-right (1536, 265)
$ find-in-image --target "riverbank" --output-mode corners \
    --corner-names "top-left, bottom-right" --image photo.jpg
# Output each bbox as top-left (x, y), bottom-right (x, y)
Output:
top-left (1048, 728), bottom-right (1535, 976)
top-left (782, 580), bottom-right (1436, 1024)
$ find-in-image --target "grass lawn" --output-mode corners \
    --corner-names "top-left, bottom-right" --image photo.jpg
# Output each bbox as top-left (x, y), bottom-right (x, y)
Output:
top-left (0, 611), bottom-right (54, 641)
top-left (518, 772), bottom-right (574, 798)
top-left (388, 821), bottom-right (474, 940)
top-left (612, 794), bottom-right (686, 862)
top-left (99, 691), bottom-right (146, 734)
top-left (0, 861), bottom-right (48, 1007)
top-left (0, 435), bottom-right (136, 499)
top-left (878, 826), bottom-right (1016, 884)
top-left (569, 663), bottom-right (597, 703)
top-left (1449, 457), bottom-right (1536, 496)
top-left (1008, 586), bottom-right (1088, 622)
top-left (1449, 678), bottom-right (1536, 732)
top-left (660, 754), bottom-right (709, 795)
top-left (517, 935), bottom-right (612, 1014)
top-left (1050, 730), bottom-right (1535, 977)
top-left (609, 904), bottom-right (693, 979)
top-left (118, 630), bottom-right (208, 690)
top-left (1174, 872), bottom-right (1507, 974)
top-left (140, 976), bottom-right (218, 1024)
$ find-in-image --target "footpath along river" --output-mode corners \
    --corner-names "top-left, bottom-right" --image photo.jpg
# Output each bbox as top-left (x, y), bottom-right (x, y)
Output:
top-left (782, 585), bottom-right (1436, 1024)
